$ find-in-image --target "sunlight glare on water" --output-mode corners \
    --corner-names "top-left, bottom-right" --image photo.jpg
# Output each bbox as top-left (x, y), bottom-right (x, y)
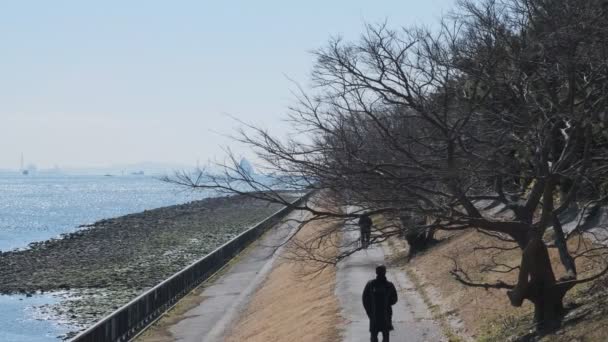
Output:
top-left (0, 173), bottom-right (211, 341)
top-left (0, 173), bottom-right (209, 252)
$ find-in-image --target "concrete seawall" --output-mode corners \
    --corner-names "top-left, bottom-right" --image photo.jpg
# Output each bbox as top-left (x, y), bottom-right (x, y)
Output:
top-left (70, 192), bottom-right (311, 342)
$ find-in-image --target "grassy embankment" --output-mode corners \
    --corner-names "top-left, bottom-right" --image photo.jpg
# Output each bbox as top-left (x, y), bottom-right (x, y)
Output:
top-left (224, 218), bottom-right (342, 342)
top-left (387, 228), bottom-right (608, 341)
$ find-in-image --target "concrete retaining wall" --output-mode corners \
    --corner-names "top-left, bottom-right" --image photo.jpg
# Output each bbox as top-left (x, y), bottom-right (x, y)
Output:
top-left (70, 192), bottom-right (310, 342)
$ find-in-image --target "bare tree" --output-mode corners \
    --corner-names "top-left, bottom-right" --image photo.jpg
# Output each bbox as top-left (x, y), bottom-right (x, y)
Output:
top-left (166, 0), bottom-right (608, 331)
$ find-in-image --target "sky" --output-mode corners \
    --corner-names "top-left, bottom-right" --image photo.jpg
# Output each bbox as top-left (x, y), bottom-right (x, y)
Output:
top-left (0, 0), bottom-right (455, 170)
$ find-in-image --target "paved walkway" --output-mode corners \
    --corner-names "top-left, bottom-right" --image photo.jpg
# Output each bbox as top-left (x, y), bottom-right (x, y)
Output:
top-left (138, 209), bottom-right (306, 342)
top-left (335, 224), bottom-right (446, 342)
top-left (141, 208), bottom-right (445, 342)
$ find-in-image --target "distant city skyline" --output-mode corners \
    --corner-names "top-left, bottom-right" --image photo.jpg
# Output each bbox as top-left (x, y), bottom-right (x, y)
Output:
top-left (0, 0), bottom-right (455, 169)
top-left (10, 153), bottom-right (198, 172)
top-left (8, 157), bottom-right (195, 172)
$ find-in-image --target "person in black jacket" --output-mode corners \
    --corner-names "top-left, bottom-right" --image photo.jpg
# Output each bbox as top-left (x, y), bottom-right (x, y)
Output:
top-left (358, 214), bottom-right (373, 248)
top-left (362, 265), bottom-right (398, 342)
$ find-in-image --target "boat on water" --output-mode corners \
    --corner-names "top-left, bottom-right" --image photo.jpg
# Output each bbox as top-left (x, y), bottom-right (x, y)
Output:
top-left (20, 153), bottom-right (28, 175)
top-left (19, 153), bottom-right (36, 175)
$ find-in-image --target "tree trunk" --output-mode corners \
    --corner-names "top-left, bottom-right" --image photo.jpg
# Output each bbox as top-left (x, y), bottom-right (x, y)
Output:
top-left (507, 236), bottom-right (565, 331)
top-left (530, 288), bottom-right (564, 332)
top-left (401, 215), bottom-right (436, 257)
top-left (405, 228), bottom-right (433, 256)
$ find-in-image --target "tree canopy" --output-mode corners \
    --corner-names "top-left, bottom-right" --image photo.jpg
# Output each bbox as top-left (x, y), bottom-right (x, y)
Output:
top-left (168, 0), bottom-right (608, 331)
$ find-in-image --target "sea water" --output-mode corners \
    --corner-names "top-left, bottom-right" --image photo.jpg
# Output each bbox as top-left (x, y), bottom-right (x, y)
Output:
top-left (0, 172), bottom-right (210, 341)
top-left (0, 173), bottom-right (210, 252)
top-left (0, 293), bottom-right (72, 342)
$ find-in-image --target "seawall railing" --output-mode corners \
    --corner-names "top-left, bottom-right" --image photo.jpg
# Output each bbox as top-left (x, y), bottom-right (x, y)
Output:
top-left (70, 191), bottom-right (311, 342)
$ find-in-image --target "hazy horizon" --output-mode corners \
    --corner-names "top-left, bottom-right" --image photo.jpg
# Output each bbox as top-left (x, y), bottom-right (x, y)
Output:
top-left (1, 0), bottom-right (455, 170)
top-left (0, 159), bottom-right (196, 172)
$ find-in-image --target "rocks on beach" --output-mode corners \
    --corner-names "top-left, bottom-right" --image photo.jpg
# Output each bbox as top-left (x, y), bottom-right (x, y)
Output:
top-left (0, 193), bottom-right (295, 336)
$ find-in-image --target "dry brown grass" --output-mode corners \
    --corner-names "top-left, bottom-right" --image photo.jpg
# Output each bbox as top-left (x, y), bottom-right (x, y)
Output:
top-left (225, 219), bottom-right (342, 342)
top-left (404, 229), bottom-right (606, 341)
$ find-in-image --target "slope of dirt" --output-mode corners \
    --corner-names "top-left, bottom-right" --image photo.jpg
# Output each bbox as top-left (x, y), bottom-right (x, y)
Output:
top-left (404, 230), bottom-right (608, 341)
top-left (225, 219), bottom-right (342, 342)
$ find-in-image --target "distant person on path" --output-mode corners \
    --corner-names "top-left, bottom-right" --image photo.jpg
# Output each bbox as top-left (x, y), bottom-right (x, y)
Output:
top-left (362, 265), bottom-right (398, 342)
top-left (358, 214), bottom-right (372, 248)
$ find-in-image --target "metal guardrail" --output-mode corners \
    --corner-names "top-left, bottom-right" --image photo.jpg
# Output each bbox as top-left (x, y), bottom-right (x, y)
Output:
top-left (70, 192), bottom-right (310, 342)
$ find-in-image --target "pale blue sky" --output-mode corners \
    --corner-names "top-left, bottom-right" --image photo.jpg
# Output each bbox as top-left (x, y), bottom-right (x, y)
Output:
top-left (0, 0), bottom-right (455, 170)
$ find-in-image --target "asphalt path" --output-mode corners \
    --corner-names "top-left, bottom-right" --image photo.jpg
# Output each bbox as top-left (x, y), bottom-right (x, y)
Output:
top-left (139, 209), bottom-right (306, 342)
top-left (141, 207), bottom-right (445, 342)
top-left (335, 222), bottom-right (446, 342)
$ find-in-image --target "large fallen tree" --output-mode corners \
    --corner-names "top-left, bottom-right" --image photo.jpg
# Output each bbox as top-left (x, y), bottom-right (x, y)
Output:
top-left (167, 0), bottom-right (608, 332)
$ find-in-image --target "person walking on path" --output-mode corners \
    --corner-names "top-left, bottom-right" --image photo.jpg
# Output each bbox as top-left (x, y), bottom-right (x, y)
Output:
top-left (358, 214), bottom-right (372, 248)
top-left (362, 265), bottom-right (398, 342)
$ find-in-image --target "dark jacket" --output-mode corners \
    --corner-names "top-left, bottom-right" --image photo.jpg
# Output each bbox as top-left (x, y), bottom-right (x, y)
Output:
top-left (362, 277), bottom-right (398, 332)
top-left (359, 215), bottom-right (372, 231)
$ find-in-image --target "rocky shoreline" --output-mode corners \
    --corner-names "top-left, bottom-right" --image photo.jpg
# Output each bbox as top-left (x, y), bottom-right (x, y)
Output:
top-left (0, 193), bottom-right (295, 338)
